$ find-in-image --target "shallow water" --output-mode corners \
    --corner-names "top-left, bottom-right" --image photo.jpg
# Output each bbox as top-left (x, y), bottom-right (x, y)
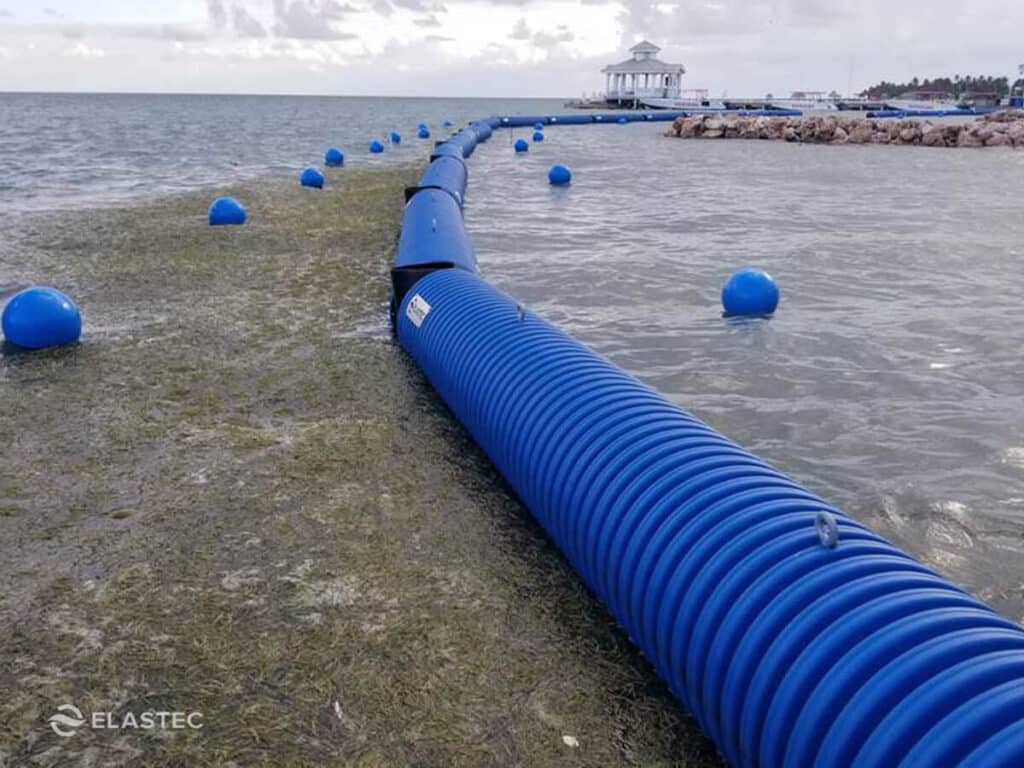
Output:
top-left (467, 124), bottom-right (1024, 620)
top-left (2, 94), bottom-right (1022, 624)
top-left (0, 93), bottom-right (562, 218)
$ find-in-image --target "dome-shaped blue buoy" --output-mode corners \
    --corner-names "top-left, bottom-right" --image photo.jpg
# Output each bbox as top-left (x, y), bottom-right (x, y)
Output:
top-left (417, 127), bottom-right (430, 139)
top-left (532, 131), bottom-right (544, 142)
top-left (324, 147), bottom-right (344, 167)
top-left (534, 122), bottom-right (544, 131)
top-left (389, 131), bottom-right (401, 144)
top-left (514, 138), bottom-right (529, 153)
top-left (2, 286), bottom-right (81, 349)
top-left (369, 139), bottom-right (385, 153)
top-left (721, 268), bottom-right (780, 316)
top-left (548, 164), bottom-right (571, 186)
top-left (300, 166), bottom-right (324, 188)
top-left (208, 196), bottom-right (247, 226)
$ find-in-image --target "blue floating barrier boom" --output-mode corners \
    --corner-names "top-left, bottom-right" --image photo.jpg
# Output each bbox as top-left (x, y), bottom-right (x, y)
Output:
top-left (387, 115), bottom-right (1024, 768)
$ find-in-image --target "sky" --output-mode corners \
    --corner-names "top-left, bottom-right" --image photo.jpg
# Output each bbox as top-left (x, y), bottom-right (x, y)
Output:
top-left (0, 1), bottom-right (1022, 97)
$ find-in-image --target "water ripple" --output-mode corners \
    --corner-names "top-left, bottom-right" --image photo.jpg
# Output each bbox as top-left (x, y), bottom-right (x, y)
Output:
top-left (468, 122), bottom-right (1024, 618)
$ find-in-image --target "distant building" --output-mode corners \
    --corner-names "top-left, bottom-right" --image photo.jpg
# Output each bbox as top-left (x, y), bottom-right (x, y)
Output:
top-left (601, 41), bottom-right (686, 107)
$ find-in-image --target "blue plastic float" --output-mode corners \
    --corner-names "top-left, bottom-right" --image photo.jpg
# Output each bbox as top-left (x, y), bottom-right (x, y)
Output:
top-left (299, 166), bottom-right (324, 188)
top-left (417, 126), bottom-right (431, 139)
top-left (387, 111), bottom-right (1024, 768)
top-left (325, 147), bottom-right (344, 167)
top-left (208, 196), bottom-right (247, 226)
top-left (2, 286), bottom-right (81, 349)
top-left (722, 268), bottom-right (779, 316)
top-left (548, 164), bottom-right (571, 186)
top-left (532, 131), bottom-right (544, 142)
top-left (390, 131), bottom-right (402, 144)
top-left (369, 139), bottom-right (385, 153)
top-left (514, 138), bottom-right (529, 153)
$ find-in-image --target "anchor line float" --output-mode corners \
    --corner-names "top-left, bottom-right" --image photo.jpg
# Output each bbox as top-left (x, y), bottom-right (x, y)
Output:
top-left (389, 113), bottom-right (1024, 767)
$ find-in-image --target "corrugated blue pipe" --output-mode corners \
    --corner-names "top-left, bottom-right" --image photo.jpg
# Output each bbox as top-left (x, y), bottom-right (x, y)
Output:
top-left (394, 273), bottom-right (1024, 768)
top-left (391, 118), bottom-right (1024, 768)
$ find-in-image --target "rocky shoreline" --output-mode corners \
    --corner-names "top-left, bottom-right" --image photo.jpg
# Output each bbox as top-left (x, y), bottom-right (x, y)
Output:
top-left (666, 110), bottom-right (1024, 148)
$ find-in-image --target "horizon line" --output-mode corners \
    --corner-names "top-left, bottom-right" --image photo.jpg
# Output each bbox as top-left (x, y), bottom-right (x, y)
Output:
top-left (0, 89), bottom-right (576, 99)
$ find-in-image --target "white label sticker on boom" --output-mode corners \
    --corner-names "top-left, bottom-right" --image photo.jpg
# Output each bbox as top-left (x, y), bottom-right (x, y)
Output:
top-left (406, 294), bottom-right (432, 328)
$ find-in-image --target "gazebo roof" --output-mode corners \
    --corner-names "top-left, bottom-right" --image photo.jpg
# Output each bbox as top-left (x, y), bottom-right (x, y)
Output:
top-left (630, 40), bottom-right (661, 54)
top-left (601, 58), bottom-right (685, 74)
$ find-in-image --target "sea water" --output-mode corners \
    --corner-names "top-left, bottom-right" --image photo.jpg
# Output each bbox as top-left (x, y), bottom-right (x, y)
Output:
top-left (3, 93), bottom-right (1023, 620)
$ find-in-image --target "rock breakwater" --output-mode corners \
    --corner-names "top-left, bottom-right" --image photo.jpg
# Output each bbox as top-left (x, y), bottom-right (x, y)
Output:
top-left (666, 110), bottom-right (1024, 148)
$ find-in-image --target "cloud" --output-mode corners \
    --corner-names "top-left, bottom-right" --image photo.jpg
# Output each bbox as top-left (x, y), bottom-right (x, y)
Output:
top-left (60, 23), bottom-right (208, 42)
top-left (0, 9), bottom-right (14, 18)
top-left (784, 0), bottom-right (852, 29)
top-left (615, 0), bottom-right (853, 45)
top-left (273, 0), bottom-right (358, 39)
top-left (232, 5), bottom-right (267, 37)
top-left (208, 0), bottom-right (228, 29)
top-left (62, 42), bottom-right (105, 58)
top-left (508, 18), bottom-right (572, 47)
top-left (413, 14), bottom-right (442, 26)
top-left (509, 18), bottom-right (530, 40)
top-left (533, 25), bottom-right (573, 47)
top-left (372, 0), bottom-right (394, 15)
top-left (424, 34), bottom-right (454, 42)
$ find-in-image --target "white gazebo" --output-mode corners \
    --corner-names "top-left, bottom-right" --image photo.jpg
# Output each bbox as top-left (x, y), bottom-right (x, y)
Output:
top-left (602, 41), bottom-right (686, 106)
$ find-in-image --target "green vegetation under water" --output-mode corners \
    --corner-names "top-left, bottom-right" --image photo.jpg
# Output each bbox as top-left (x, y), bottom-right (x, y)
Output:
top-left (0, 168), bottom-right (719, 767)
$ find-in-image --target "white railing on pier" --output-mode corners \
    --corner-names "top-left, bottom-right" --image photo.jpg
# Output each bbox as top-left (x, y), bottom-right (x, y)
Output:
top-left (606, 87), bottom-right (680, 100)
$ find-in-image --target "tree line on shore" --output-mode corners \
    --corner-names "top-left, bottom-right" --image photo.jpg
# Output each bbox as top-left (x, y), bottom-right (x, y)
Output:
top-left (860, 75), bottom-right (1024, 98)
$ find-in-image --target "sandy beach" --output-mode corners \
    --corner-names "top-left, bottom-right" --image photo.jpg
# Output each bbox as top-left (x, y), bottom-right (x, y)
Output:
top-left (0, 166), bottom-right (720, 767)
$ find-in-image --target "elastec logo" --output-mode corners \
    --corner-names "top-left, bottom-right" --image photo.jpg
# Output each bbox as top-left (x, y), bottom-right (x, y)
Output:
top-left (47, 703), bottom-right (203, 737)
top-left (48, 704), bottom-right (86, 737)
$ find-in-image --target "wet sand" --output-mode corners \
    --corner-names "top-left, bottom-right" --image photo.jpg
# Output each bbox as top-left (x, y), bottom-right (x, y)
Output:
top-left (0, 167), bottom-right (719, 767)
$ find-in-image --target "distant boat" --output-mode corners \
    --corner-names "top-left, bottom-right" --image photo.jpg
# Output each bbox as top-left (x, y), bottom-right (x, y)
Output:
top-left (642, 91), bottom-right (726, 110)
top-left (885, 100), bottom-right (958, 112)
top-left (774, 91), bottom-right (838, 111)
top-left (884, 90), bottom-right (957, 113)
